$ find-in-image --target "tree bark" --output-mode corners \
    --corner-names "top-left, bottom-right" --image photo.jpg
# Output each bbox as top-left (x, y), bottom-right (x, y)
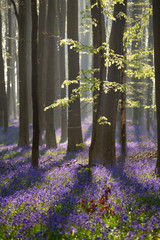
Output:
top-left (11, 20), bottom-right (17, 121)
top-left (38, 0), bottom-right (48, 143)
top-left (120, 67), bottom-right (126, 158)
top-left (26, 0), bottom-right (32, 125)
top-left (7, 1), bottom-right (11, 120)
top-left (7, 2), bottom-right (17, 120)
top-left (45, 0), bottom-right (57, 148)
top-left (89, 1), bottom-right (127, 167)
top-left (59, 0), bottom-right (67, 142)
top-left (79, 0), bottom-right (92, 120)
top-left (53, 1), bottom-right (61, 131)
top-left (89, 0), bottom-right (106, 167)
top-left (131, 1), bottom-right (144, 124)
top-left (18, 0), bottom-right (29, 146)
top-left (31, 0), bottom-right (39, 168)
top-left (146, 4), bottom-right (153, 132)
top-left (0, 10), bottom-right (8, 132)
top-left (67, 0), bottom-right (83, 152)
top-left (153, 0), bottom-right (160, 174)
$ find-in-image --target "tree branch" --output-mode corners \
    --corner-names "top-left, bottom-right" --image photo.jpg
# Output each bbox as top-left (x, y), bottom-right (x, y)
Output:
top-left (9, 0), bottom-right (19, 24)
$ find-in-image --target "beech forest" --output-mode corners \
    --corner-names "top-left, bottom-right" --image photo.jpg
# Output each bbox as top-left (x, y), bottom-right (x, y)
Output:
top-left (0, 0), bottom-right (160, 239)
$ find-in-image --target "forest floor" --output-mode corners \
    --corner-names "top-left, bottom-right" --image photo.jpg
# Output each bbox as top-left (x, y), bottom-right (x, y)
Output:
top-left (0, 119), bottom-right (160, 240)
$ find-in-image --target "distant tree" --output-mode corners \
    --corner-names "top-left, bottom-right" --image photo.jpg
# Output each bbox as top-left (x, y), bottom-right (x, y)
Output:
top-left (120, 67), bottom-right (126, 158)
top-left (53, 1), bottom-right (61, 131)
top-left (38, 0), bottom-right (48, 143)
top-left (26, 0), bottom-right (32, 125)
top-left (7, 1), bottom-right (17, 120)
top-left (10, 17), bottom-right (17, 120)
top-left (146, 1), bottom-right (153, 132)
top-left (31, 0), bottom-right (39, 168)
top-left (45, 0), bottom-right (57, 148)
top-left (89, 0), bottom-right (127, 167)
top-left (18, 0), bottom-right (30, 146)
top-left (131, 1), bottom-right (144, 124)
top-left (67, 0), bottom-right (83, 152)
top-left (79, 0), bottom-right (92, 120)
top-left (153, 0), bottom-right (160, 175)
top-left (0, 10), bottom-right (8, 132)
top-left (58, 0), bottom-right (67, 143)
top-left (10, 0), bottom-right (30, 146)
top-left (6, 1), bottom-right (11, 120)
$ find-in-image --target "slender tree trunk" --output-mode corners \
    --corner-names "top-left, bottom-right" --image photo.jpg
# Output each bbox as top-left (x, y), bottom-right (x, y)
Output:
top-left (11, 34), bottom-right (17, 121)
top-left (67, 0), bottom-right (83, 152)
top-left (146, 5), bottom-right (153, 132)
top-left (0, 10), bottom-right (8, 132)
top-left (89, 1), bottom-right (127, 167)
top-left (120, 67), bottom-right (126, 158)
top-left (53, 1), bottom-right (61, 131)
top-left (7, 2), bottom-right (17, 120)
top-left (38, 0), bottom-right (48, 143)
top-left (18, 0), bottom-right (29, 146)
top-left (26, 0), bottom-right (32, 125)
top-left (31, 0), bottom-right (39, 168)
top-left (16, 51), bottom-right (19, 116)
top-left (131, 1), bottom-right (144, 124)
top-left (153, 0), bottom-right (160, 174)
top-left (7, 1), bottom-right (11, 120)
top-left (79, 0), bottom-right (92, 120)
top-left (59, 0), bottom-right (67, 142)
top-left (45, 0), bottom-right (57, 148)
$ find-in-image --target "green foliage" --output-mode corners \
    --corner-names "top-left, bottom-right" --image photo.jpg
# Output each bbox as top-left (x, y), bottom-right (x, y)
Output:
top-left (44, 0), bottom-right (154, 114)
top-left (97, 116), bottom-right (111, 125)
top-left (126, 50), bottom-right (154, 80)
top-left (44, 98), bottom-right (69, 111)
top-left (144, 104), bottom-right (156, 110)
top-left (126, 99), bottom-right (141, 108)
top-left (61, 79), bottom-right (78, 88)
top-left (76, 142), bottom-right (88, 150)
top-left (60, 38), bottom-right (95, 55)
top-left (104, 81), bottom-right (127, 94)
top-left (124, 3), bottom-right (151, 49)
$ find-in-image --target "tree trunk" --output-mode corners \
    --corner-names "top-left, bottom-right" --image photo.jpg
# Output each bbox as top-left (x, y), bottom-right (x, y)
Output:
top-left (26, 0), bottom-right (32, 125)
top-left (7, 2), bottom-right (17, 120)
top-left (131, 1), bottom-right (144, 124)
top-left (89, 1), bottom-right (127, 167)
top-left (53, 1), bottom-right (61, 131)
top-left (59, 0), bottom-right (67, 142)
top-left (16, 51), bottom-right (19, 116)
top-left (67, 0), bottom-right (83, 152)
top-left (38, 0), bottom-right (48, 143)
top-left (0, 10), bottom-right (8, 132)
top-left (146, 4), bottom-right (153, 132)
top-left (45, 0), bottom-right (57, 148)
top-left (31, 0), bottom-right (39, 168)
top-left (7, 1), bottom-right (11, 121)
top-left (79, 0), bottom-right (92, 120)
top-left (120, 67), bottom-right (126, 158)
top-left (18, 0), bottom-right (29, 146)
top-left (11, 27), bottom-right (17, 121)
top-left (89, 0), bottom-right (107, 166)
top-left (153, 0), bottom-right (160, 174)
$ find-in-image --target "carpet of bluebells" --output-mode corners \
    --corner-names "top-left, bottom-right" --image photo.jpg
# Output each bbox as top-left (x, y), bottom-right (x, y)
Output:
top-left (0, 118), bottom-right (160, 240)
